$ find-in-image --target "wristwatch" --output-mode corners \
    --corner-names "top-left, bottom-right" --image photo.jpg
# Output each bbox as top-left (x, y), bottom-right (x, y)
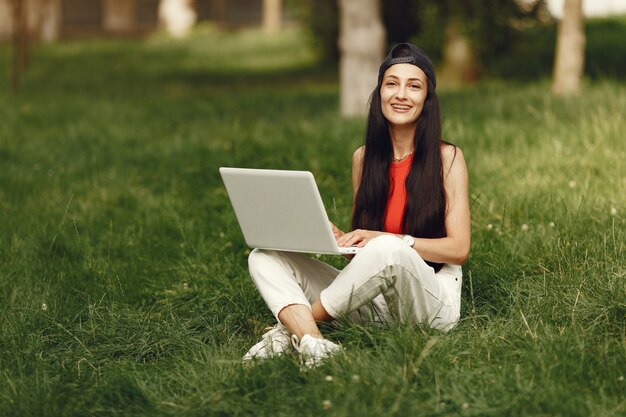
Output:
top-left (401, 234), bottom-right (415, 247)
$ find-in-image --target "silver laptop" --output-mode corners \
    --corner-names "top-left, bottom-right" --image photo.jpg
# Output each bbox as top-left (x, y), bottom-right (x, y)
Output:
top-left (219, 167), bottom-right (360, 255)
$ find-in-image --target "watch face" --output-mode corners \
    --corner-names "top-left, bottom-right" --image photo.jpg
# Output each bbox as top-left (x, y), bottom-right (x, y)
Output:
top-left (403, 235), bottom-right (414, 246)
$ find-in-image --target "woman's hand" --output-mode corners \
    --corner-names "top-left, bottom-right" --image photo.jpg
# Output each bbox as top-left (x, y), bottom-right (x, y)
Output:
top-left (330, 222), bottom-right (345, 240)
top-left (336, 229), bottom-right (385, 248)
top-left (330, 223), bottom-right (360, 260)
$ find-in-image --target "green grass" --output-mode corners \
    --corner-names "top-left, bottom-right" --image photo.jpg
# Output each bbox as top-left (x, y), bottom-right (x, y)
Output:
top-left (0, 23), bottom-right (625, 416)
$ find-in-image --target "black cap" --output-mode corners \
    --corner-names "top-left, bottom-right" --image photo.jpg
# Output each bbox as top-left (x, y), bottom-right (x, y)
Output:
top-left (378, 43), bottom-right (436, 89)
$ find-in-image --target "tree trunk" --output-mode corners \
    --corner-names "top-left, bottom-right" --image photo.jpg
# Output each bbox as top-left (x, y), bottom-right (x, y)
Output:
top-left (10, 0), bottom-right (29, 93)
top-left (211, 0), bottom-right (226, 26)
top-left (159, 0), bottom-right (197, 38)
top-left (0, 0), bottom-right (11, 39)
top-left (39, 0), bottom-right (61, 42)
top-left (103, 0), bottom-right (136, 33)
top-left (552, 0), bottom-right (585, 95)
top-left (262, 0), bottom-right (282, 33)
top-left (338, 0), bottom-right (385, 118)
top-left (440, 19), bottom-right (477, 88)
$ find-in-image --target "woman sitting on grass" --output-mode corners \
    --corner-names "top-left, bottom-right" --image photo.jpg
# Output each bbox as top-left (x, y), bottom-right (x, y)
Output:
top-left (244, 43), bottom-right (471, 367)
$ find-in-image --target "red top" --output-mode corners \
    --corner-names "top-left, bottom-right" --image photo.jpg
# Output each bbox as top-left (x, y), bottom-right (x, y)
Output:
top-left (384, 154), bottom-right (414, 234)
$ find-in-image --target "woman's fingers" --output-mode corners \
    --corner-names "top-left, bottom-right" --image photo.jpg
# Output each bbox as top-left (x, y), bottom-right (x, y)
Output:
top-left (336, 232), bottom-right (352, 247)
top-left (338, 230), bottom-right (386, 247)
top-left (354, 231), bottom-right (372, 247)
top-left (338, 229), bottom-right (370, 247)
top-left (330, 222), bottom-right (344, 238)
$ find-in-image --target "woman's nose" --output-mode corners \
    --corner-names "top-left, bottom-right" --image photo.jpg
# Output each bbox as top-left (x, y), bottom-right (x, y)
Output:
top-left (395, 85), bottom-right (407, 99)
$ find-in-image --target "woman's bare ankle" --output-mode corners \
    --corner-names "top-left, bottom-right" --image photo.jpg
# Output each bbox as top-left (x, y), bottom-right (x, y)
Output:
top-left (277, 304), bottom-right (322, 339)
top-left (311, 300), bottom-right (333, 322)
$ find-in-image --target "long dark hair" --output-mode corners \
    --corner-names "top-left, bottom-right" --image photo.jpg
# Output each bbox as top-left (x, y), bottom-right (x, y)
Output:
top-left (352, 77), bottom-right (449, 272)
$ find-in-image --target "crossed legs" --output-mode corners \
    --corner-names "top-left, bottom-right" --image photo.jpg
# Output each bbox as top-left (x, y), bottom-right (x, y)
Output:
top-left (248, 234), bottom-right (461, 337)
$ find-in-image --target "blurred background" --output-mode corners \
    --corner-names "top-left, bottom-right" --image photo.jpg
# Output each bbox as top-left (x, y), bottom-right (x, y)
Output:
top-left (2, 0), bottom-right (626, 104)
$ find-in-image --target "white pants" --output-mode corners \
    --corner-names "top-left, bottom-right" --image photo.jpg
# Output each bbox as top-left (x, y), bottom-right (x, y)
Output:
top-left (248, 235), bottom-right (463, 332)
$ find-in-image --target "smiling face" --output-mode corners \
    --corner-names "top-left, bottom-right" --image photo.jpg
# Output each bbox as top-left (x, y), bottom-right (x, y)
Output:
top-left (380, 63), bottom-right (428, 128)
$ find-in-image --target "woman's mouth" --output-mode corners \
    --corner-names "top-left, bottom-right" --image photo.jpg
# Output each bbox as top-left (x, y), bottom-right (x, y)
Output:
top-left (391, 104), bottom-right (412, 112)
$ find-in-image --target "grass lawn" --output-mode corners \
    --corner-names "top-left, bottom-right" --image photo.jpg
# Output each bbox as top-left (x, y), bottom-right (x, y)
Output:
top-left (0, 22), bottom-right (624, 417)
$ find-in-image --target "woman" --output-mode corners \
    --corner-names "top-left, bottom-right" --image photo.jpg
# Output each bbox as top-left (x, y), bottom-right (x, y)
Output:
top-left (244, 43), bottom-right (470, 367)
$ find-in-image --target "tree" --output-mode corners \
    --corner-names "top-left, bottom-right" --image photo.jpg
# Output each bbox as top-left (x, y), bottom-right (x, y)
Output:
top-left (552, 0), bottom-right (585, 95)
top-left (9, 0), bottom-right (28, 93)
top-left (39, 0), bottom-right (61, 42)
top-left (263, 0), bottom-right (282, 33)
top-left (103, 0), bottom-right (135, 33)
top-left (210, 0), bottom-right (226, 26)
top-left (440, 18), bottom-right (477, 87)
top-left (301, 0), bottom-right (541, 87)
top-left (338, 0), bottom-right (385, 117)
top-left (8, 0), bottom-right (63, 92)
top-left (159, 0), bottom-right (197, 38)
top-left (416, 0), bottom-right (538, 87)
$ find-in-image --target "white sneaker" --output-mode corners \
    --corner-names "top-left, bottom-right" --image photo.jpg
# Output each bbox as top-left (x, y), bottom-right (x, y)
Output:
top-left (291, 334), bottom-right (342, 368)
top-left (242, 324), bottom-right (292, 362)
